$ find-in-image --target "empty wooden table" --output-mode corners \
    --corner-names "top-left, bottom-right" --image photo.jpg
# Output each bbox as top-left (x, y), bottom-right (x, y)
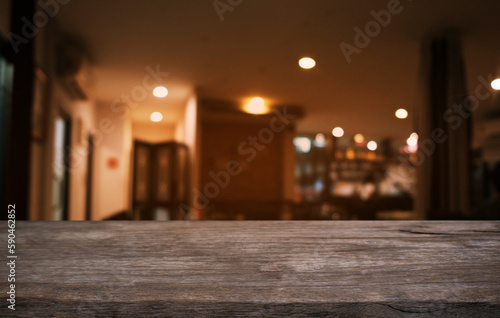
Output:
top-left (4, 221), bottom-right (500, 317)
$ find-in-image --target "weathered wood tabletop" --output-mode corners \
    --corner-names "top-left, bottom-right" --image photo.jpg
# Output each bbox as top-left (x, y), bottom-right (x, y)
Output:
top-left (3, 221), bottom-right (500, 317)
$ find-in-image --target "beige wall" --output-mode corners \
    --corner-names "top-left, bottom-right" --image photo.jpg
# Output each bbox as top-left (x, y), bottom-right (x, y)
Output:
top-left (36, 85), bottom-right (97, 222)
top-left (184, 96), bottom-right (200, 197)
top-left (63, 93), bottom-right (97, 220)
top-left (37, 82), bottom-right (97, 221)
top-left (132, 122), bottom-right (176, 143)
top-left (173, 95), bottom-right (200, 216)
top-left (93, 101), bottom-right (132, 220)
top-left (176, 96), bottom-right (199, 179)
top-left (31, 22), bottom-right (98, 221)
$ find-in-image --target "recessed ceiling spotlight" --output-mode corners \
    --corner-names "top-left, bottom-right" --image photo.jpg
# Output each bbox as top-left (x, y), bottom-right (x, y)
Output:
top-left (153, 86), bottom-right (168, 98)
top-left (395, 108), bottom-right (408, 119)
top-left (150, 112), bottom-right (163, 122)
top-left (491, 79), bottom-right (500, 90)
top-left (298, 57), bottom-right (316, 69)
top-left (243, 97), bottom-right (268, 115)
top-left (332, 127), bottom-right (344, 137)
top-left (367, 141), bottom-right (377, 151)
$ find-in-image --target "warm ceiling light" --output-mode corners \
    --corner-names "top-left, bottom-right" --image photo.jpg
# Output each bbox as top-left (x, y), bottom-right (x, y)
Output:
top-left (354, 134), bottom-right (365, 144)
top-left (407, 135), bottom-right (418, 147)
top-left (332, 127), bottom-right (344, 137)
top-left (150, 112), bottom-right (163, 122)
top-left (293, 137), bottom-right (311, 153)
top-left (395, 108), bottom-right (408, 119)
top-left (367, 141), bottom-right (377, 151)
top-left (314, 133), bottom-right (326, 147)
top-left (491, 79), bottom-right (500, 90)
top-left (153, 86), bottom-right (168, 98)
top-left (298, 57), bottom-right (316, 69)
top-left (244, 97), bottom-right (268, 114)
top-left (346, 148), bottom-right (355, 160)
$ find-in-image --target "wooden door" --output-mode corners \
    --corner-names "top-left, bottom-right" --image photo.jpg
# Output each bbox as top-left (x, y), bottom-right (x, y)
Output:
top-left (132, 141), bottom-right (189, 220)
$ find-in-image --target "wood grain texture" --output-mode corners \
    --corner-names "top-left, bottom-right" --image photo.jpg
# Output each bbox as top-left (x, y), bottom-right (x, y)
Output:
top-left (3, 221), bottom-right (500, 317)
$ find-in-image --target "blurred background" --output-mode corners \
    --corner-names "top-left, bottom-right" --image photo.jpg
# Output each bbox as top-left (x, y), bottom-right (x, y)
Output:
top-left (1, 0), bottom-right (499, 221)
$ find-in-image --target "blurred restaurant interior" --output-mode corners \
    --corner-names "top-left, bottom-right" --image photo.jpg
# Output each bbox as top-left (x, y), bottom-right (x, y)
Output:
top-left (1, 0), bottom-right (500, 221)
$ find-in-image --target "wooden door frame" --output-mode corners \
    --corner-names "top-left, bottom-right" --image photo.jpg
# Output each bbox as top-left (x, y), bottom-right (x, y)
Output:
top-left (0, 39), bottom-right (14, 219)
top-left (85, 134), bottom-right (94, 220)
top-left (53, 108), bottom-right (72, 220)
top-left (4, 0), bottom-right (36, 220)
top-left (132, 140), bottom-right (155, 219)
top-left (132, 140), bottom-right (189, 220)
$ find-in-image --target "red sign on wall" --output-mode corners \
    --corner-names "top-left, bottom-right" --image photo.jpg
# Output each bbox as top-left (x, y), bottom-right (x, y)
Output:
top-left (107, 157), bottom-right (119, 169)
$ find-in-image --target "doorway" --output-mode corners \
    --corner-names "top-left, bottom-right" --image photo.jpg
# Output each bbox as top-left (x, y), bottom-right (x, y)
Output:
top-left (51, 111), bottom-right (71, 220)
top-left (132, 141), bottom-right (189, 220)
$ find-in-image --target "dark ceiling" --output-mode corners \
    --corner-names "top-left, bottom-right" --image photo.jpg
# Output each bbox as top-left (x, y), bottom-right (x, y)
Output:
top-left (54, 0), bottom-right (500, 145)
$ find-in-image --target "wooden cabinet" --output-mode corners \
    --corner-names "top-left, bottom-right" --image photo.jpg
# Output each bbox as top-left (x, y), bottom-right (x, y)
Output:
top-left (133, 141), bottom-right (189, 220)
top-left (294, 135), bottom-right (414, 219)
